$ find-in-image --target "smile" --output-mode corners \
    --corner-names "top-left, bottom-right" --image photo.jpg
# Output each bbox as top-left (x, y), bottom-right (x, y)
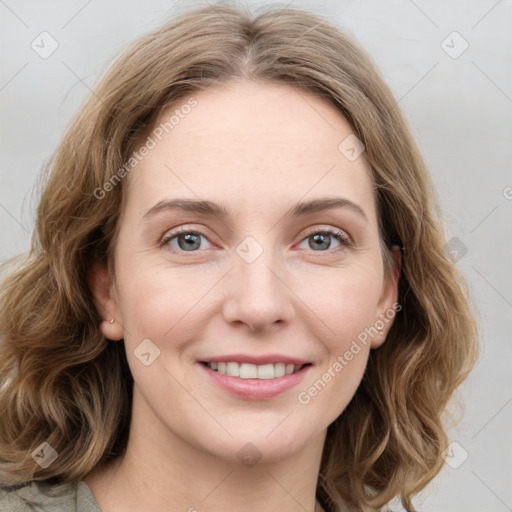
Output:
top-left (202, 361), bottom-right (308, 379)
top-left (197, 358), bottom-right (313, 400)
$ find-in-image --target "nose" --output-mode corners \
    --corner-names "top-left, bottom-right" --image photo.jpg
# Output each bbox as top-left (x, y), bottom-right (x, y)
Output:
top-left (222, 247), bottom-right (295, 333)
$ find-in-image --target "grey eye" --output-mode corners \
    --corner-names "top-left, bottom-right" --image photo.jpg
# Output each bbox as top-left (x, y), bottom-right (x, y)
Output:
top-left (165, 231), bottom-right (212, 252)
top-left (297, 230), bottom-right (346, 252)
top-left (309, 233), bottom-right (333, 251)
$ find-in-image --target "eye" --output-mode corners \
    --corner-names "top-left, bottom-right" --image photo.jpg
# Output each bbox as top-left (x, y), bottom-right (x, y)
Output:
top-left (297, 228), bottom-right (351, 252)
top-left (160, 226), bottom-right (351, 254)
top-left (160, 228), bottom-right (212, 252)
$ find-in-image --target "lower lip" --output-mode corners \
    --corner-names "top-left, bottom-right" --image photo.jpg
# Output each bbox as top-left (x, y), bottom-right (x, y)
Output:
top-left (197, 362), bottom-right (312, 400)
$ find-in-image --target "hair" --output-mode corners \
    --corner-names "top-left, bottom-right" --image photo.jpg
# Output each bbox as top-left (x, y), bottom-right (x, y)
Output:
top-left (0, 2), bottom-right (478, 511)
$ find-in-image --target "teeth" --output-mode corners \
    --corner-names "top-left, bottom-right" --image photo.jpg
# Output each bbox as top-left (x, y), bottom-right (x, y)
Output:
top-left (274, 363), bottom-right (286, 377)
top-left (257, 363), bottom-right (274, 380)
top-left (226, 362), bottom-right (240, 377)
top-left (240, 363), bottom-right (258, 378)
top-left (206, 361), bottom-right (304, 379)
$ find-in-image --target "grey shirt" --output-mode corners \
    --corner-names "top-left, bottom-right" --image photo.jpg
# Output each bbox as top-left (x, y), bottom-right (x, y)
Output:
top-left (0, 480), bottom-right (101, 511)
top-left (1, 481), bottom-right (331, 511)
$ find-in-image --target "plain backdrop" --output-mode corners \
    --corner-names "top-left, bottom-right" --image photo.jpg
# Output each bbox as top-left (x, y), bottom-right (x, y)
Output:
top-left (1, 1), bottom-right (511, 510)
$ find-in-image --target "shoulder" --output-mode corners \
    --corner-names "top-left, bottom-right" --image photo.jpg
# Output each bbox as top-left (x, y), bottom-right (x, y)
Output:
top-left (0, 480), bottom-right (101, 512)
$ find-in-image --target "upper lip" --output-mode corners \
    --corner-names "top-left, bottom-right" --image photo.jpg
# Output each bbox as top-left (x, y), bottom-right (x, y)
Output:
top-left (199, 354), bottom-right (311, 366)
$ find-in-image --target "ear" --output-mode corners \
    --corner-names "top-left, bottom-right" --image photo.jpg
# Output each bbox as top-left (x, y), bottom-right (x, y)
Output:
top-left (88, 262), bottom-right (124, 341)
top-left (371, 246), bottom-right (402, 349)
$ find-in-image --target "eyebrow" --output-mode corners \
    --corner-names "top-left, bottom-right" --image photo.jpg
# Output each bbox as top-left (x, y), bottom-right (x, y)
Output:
top-left (143, 197), bottom-right (368, 222)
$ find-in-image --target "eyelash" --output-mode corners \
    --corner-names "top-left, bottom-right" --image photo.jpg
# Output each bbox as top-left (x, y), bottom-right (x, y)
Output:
top-left (159, 226), bottom-right (352, 254)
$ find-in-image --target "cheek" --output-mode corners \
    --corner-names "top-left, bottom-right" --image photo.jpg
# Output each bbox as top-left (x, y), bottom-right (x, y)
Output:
top-left (305, 261), bottom-right (384, 347)
top-left (118, 265), bottom-right (208, 341)
top-left (113, 246), bottom-right (231, 378)
top-left (114, 265), bottom-right (209, 401)
top-left (292, 264), bottom-right (382, 419)
top-left (117, 248), bottom-right (384, 346)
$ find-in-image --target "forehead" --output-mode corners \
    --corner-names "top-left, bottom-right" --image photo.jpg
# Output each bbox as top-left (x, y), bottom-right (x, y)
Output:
top-left (125, 80), bottom-right (377, 224)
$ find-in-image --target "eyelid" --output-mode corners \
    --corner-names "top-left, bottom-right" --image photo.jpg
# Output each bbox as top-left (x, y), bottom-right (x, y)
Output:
top-left (295, 226), bottom-right (352, 255)
top-left (159, 225), bottom-right (214, 248)
top-left (300, 225), bottom-right (352, 245)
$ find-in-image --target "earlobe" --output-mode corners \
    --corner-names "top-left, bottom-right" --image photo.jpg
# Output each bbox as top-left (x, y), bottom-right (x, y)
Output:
top-left (88, 262), bottom-right (124, 341)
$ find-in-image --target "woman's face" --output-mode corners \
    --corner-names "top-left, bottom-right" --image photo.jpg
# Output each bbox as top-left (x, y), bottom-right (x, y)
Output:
top-left (95, 80), bottom-right (399, 465)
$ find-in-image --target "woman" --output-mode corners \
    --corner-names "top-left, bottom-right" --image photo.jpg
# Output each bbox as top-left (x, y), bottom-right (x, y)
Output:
top-left (0, 3), bottom-right (478, 511)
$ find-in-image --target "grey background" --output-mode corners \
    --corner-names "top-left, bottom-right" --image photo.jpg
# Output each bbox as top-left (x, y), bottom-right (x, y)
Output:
top-left (1, 0), bottom-right (511, 510)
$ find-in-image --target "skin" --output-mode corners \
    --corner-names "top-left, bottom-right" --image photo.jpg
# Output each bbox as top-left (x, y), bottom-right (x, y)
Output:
top-left (86, 79), bottom-right (401, 512)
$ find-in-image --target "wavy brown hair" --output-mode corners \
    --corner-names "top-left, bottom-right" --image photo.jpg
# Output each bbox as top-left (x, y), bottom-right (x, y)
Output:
top-left (0, 2), bottom-right (478, 510)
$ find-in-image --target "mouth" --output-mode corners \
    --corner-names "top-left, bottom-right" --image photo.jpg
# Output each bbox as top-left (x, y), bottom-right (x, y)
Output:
top-left (197, 358), bottom-right (313, 400)
top-left (200, 361), bottom-right (311, 379)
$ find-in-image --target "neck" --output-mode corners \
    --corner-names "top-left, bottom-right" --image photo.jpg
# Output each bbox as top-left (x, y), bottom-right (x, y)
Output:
top-left (85, 388), bottom-right (327, 512)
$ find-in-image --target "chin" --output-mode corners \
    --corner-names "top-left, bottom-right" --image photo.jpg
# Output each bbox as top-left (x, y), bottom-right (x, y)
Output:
top-left (200, 421), bottom-right (318, 466)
